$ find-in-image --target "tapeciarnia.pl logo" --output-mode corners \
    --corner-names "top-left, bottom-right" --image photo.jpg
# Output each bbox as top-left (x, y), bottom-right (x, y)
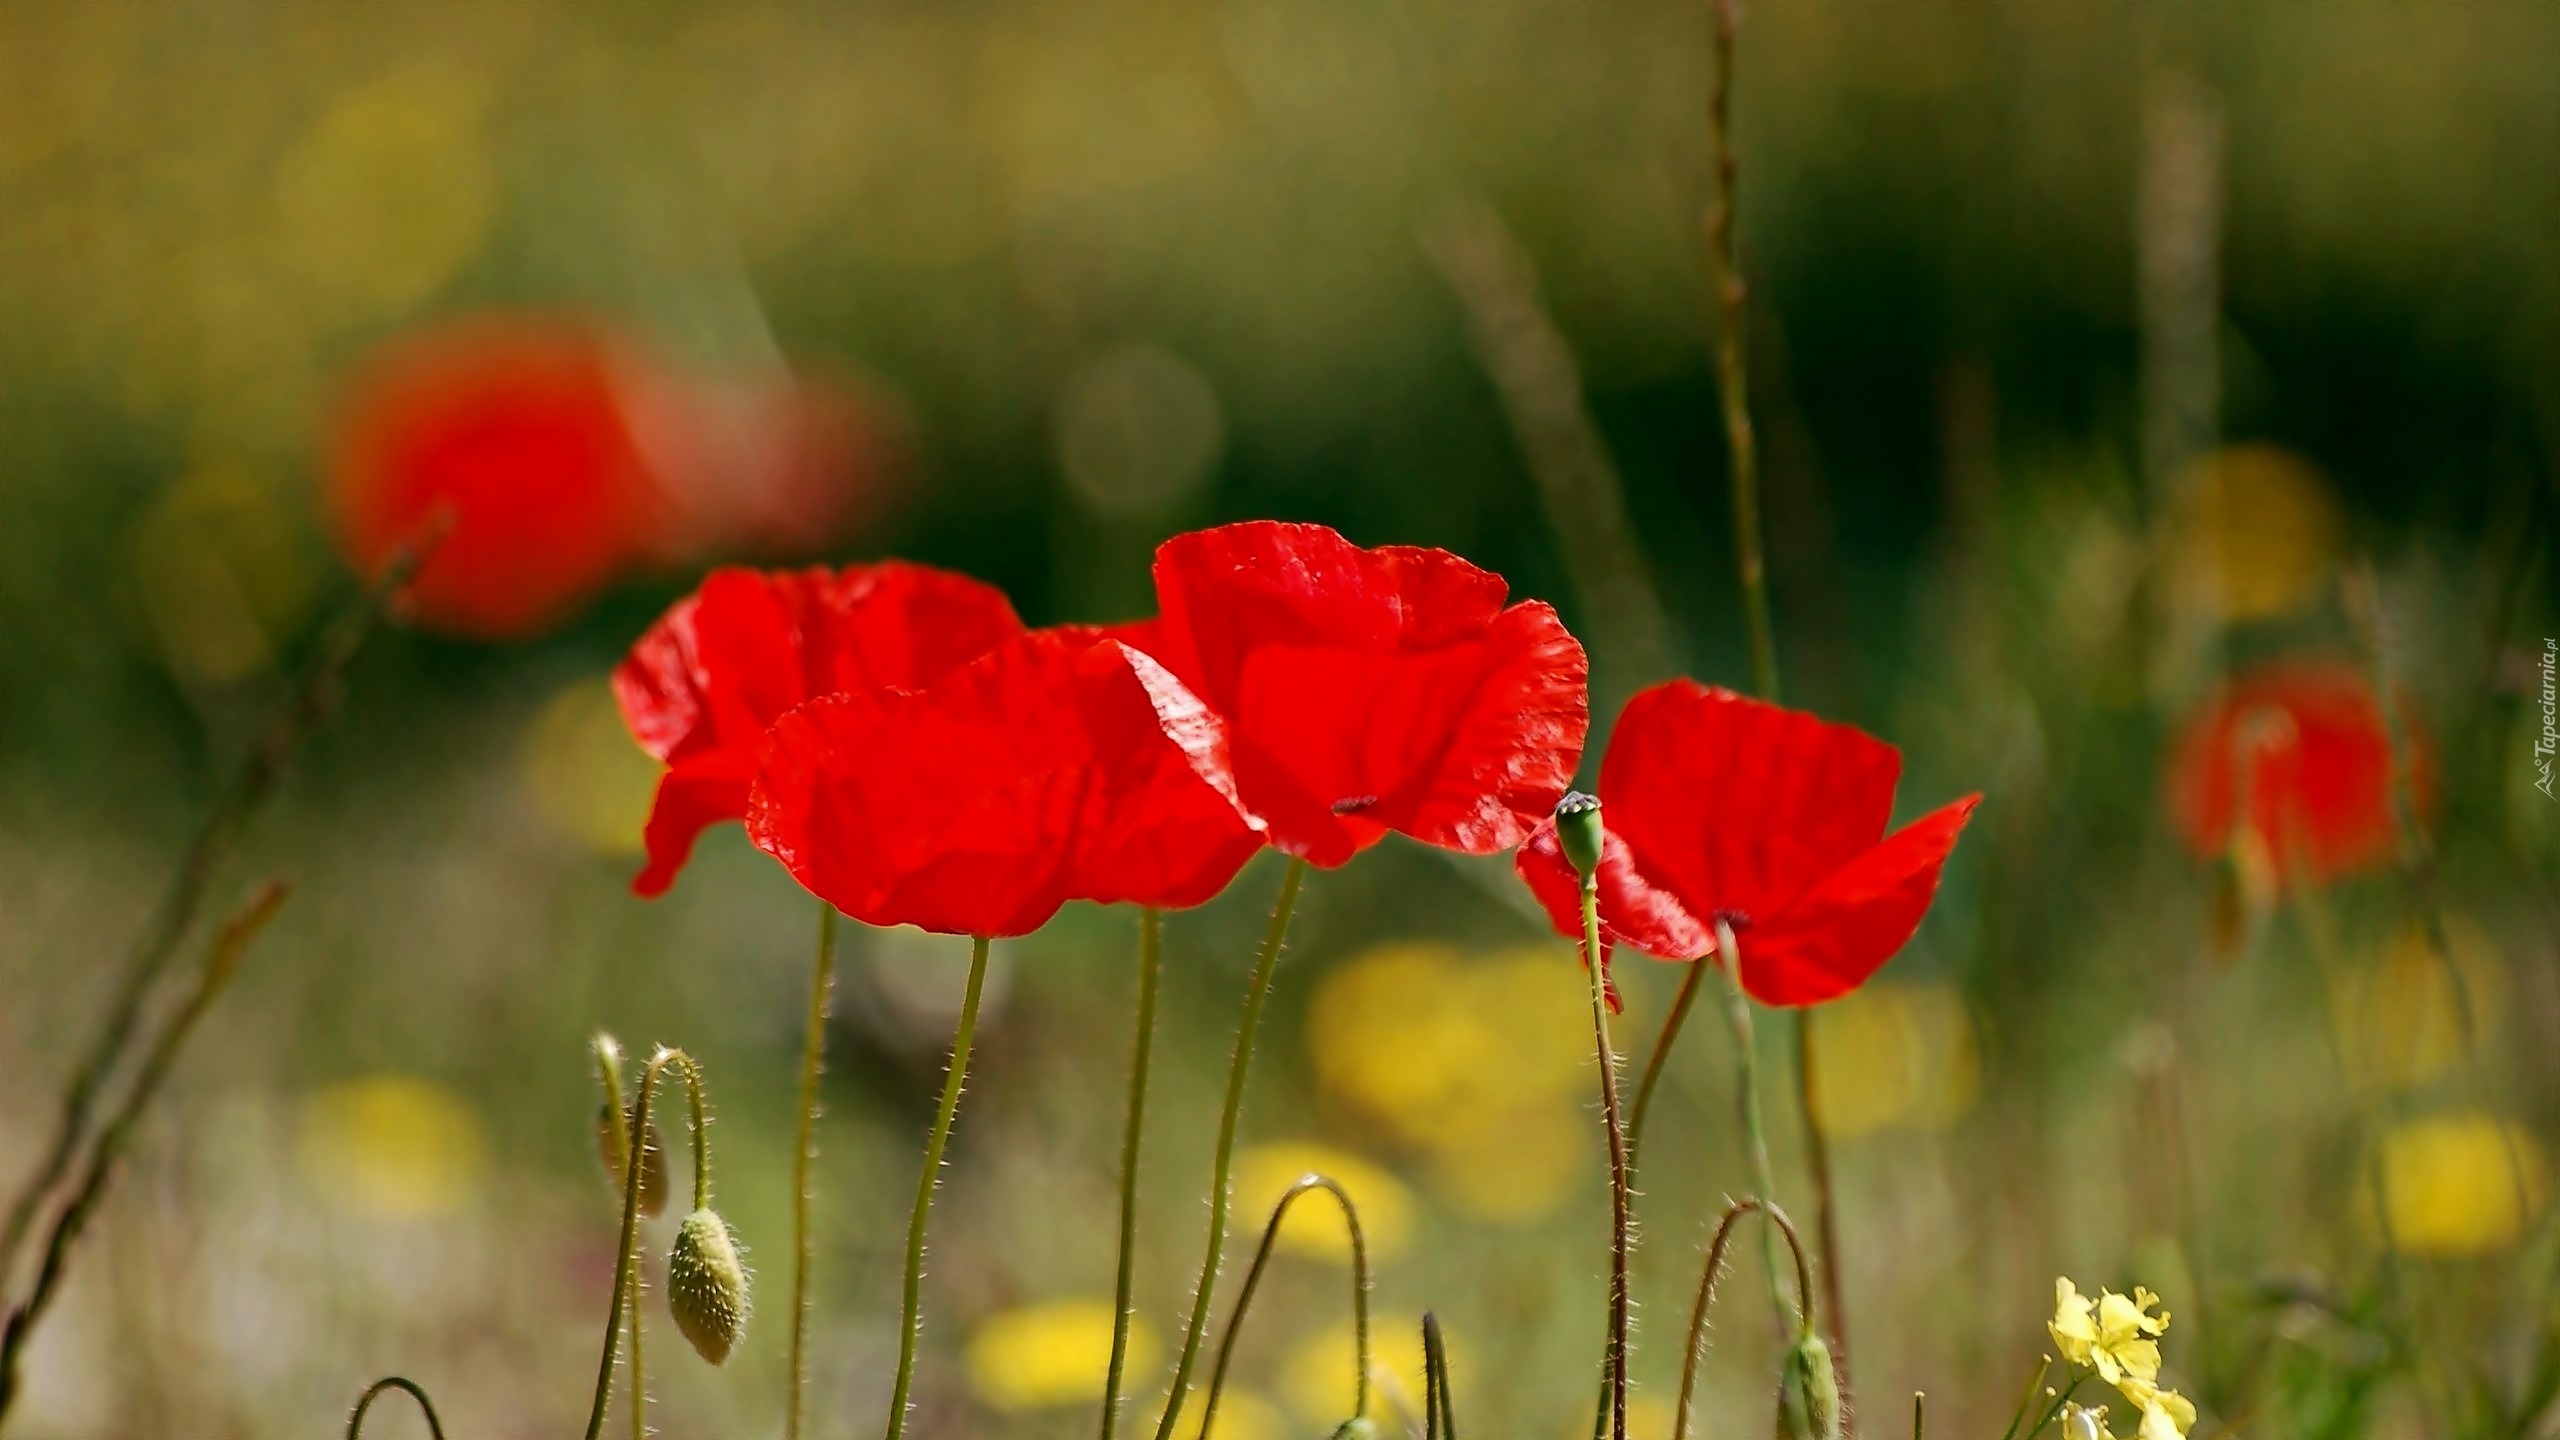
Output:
top-left (2538, 638), bottom-right (2557, 800)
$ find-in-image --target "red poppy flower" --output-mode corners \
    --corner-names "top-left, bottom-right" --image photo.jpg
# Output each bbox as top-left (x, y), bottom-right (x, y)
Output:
top-left (326, 316), bottom-right (668, 639)
top-left (614, 563), bottom-right (1024, 897)
top-left (1516, 681), bottom-right (1979, 1008)
top-left (745, 630), bottom-right (1264, 935)
top-left (1130, 521), bottom-right (1590, 867)
top-left (2166, 659), bottom-right (2425, 885)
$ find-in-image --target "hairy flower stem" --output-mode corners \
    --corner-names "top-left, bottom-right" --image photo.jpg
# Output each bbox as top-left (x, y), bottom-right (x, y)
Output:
top-left (789, 902), bottom-right (839, 1440)
top-left (1152, 858), bottom-right (1309, 1440)
top-left (346, 1377), bottom-right (449, 1440)
top-left (1199, 1176), bottom-right (1370, 1437)
top-left (0, 882), bottom-right (287, 1418)
top-left (592, 1045), bottom-right (647, 1440)
top-left (582, 1048), bottom-right (712, 1440)
top-left (1097, 907), bottom-right (1165, 1440)
top-left (1672, 1197), bottom-right (1813, 1440)
top-left (1581, 878), bottom-right (1635, 1440)
top-left (883, 937), bottom-right (994, 1440)
top-left (1711, 922), bottom-right (1794, 1333)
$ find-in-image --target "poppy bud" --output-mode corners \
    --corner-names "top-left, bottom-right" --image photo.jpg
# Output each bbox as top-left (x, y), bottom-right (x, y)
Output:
top-left (1554, 791), bottom-right (1605, 880)
top-left (1775, 1333), bottom-right (1841, 1440)
top-left (666, 1208), bottom-right (752, 1364)
top-left (594, 1099), bottom-right (671, 1218)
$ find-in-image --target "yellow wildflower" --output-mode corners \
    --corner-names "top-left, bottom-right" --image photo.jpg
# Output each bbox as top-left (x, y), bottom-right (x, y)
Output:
top-left (2123, 1379), bottom-right (2196, 1440)
top-left (2048, 1277), bottom-right (2168, 1386)
top-left (966, 1299), bottom-right (1158, 1411)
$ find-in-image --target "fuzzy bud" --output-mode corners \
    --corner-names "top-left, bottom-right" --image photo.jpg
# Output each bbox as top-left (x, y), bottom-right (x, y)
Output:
top-left (1775, 1333), bottom-right (1841, 1440)
top-left (666, 1208), bottom-right (752, 1364)
top-left (1554, 791), bottom-right (1605, 880)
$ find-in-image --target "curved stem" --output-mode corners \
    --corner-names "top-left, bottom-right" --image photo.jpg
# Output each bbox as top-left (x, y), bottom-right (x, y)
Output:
top-left (1099, 908), bottom-right (1165, 1440)
top-left (1672, 1197), bottom-right (1813, 1440)
top-left (1151, 858), bottom-right (1310, 1440)
top-left (1711, 921), bottom-right (1792, 1331)
top-left (883, 937), bottom-right (994, 1440)
top-left (1423, 1312), bottom-right (1456, 1440)
top-left (1627, 957), bottom-right (1709, 1179)
top-left (1582, 878), bottom-right (1634, 1440)
top-left (583, 1047), bottom-right (710, 1440)
top-left (347, 1377), bottom-right (449, 1440)
top-left (590, 1037), bottom-right (647, 1440)
top-left (1199, 1175), bottom-right (1371, 1436)
top-left (789, 902), bottom-right (839, 1440)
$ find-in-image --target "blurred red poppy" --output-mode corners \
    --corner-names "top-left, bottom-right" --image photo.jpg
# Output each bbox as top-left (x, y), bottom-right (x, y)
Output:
top-left (1516, 681), bottom-right (1979, 1007)
top-left (745, 630), bottom-right (1263, 935)
top-left (1131, 521), bottom-right (1590, 867)
top-left (326, 316), bottom-right (666, 639)
top-left (614, 563), bottom-right (1024, 897)
top-left (2166, 659), bottom-right (2424, 885)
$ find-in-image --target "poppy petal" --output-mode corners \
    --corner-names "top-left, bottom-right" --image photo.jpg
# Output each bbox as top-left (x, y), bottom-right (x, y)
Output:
top-left (1739, 795), bottom-right (1980, 1006)
top-left (633, 754), bottom-right (756, 899)
top-left (1599, 681), bottom-right (1902, 923)
top-left (2164, 660), bottom-right (2421, 886)
top-left (1517, 819), bottom-right (1716, 963)
top-left (615, 562), bottom-right (1023, 896)
top-left (1146, 522), bottom-right (1588, 862)
top-left (748, 681), bottom-right (1082, 939)
top-left (1066, 640), bottom-right (1265, 909)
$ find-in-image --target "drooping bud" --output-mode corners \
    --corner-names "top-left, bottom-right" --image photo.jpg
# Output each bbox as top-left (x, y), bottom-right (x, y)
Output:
top-left (1554, 791), bottom-right (1605, 880)
top-left (594, 1099), bottom-right (672, 1218)
top-left (1775, 1333), bottom-right (1841, 1440)
top-left (666, 1208), bottom-right (752, 1364)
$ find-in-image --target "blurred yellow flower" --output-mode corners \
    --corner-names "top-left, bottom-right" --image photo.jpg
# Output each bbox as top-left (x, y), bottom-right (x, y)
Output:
top-left (1151, 1387), bottom-right (1284, 1440)
top-left (2125, 1380), bottom-right (2197, 1440)
top-left (966, 1299), bottom-right (1158, 1411)
top-left (521, 676), bottom-right (662, 858)
top-left (2371, 1112), bottom-right (2550, 1256)
top-left (1281, 1316), bottom-right (1450, 1427)
top-left (1306, 942), bottom-right (1589, 1220)
top-left (270, 63), bottom-right (495, 326)
top-left (1625, 1393), bottom-right (1677, 1440)
top-left (2164, 444), bottom-right (2343, 622)
top-left (1807, 981), bottom-right (1978, 1139)
top-left (2330, 919), bottom-right (2504, 1092)
top-left (124, 463), bottom-right (321, 684)
top-left (297, 1075), bottom-right (488, 1220)
top-left (1232, 1142), bottom-right (1413, 1263)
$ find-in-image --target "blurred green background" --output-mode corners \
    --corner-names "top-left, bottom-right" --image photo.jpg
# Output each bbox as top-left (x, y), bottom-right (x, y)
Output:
top-left (3, 0), bottom-right (2558, 1436)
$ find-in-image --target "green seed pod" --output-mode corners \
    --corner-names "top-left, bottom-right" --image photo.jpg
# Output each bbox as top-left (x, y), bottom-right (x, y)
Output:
top-left (666, 1208), bottom-right (752, 1365)
top-left (1775, 1333), bottom-right (1841, 1440)
top-left (1554, 791), bottom-right (1605, 879)
top-left (594, 1100), bottom-right (671, 1219)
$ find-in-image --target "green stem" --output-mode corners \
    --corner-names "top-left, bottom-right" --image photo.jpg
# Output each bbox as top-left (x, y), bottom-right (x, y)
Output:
top-left (1994, 1356), bottom-right (2051, 1440)
top-left (1672, 1197), bottom-right (1813, 1440)
top-left (1199, 1175), bottom-right (1370, 1436)
top-left (1628, 956), bottom-right (1709, 1179)
top-left (883, 937), bottom-right (994, 1440)
top-left (583, 1048), bottom-right (710, 1440)
top-left (1794, 1008), bottom-right (1854, 1400)
top-left (0, 882), bottom-right (286, 1418)
top-left (1099, 908), bottom-right (1165, 1440)
top-left (1583, 879), bottom-right (1634, 1440)
top-left (1707, 0), bottom-right (1776, 708)
top-left (1710, 921), bottom-right (1792, 1331)
top-left (1423, 1312), bottom-right (1456, 1440)
top-left (347, 1377), bottom-right (448, 1440)
top-left (790, 902), bottom-right (838, 1440)
top-left (1151, 858), bottom-right (1310, 1440)
top-left (0, 545), bottom-right (421, 1292)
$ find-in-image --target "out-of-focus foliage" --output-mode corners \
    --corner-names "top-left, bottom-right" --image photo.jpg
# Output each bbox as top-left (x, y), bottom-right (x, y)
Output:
top-left (4, 0), bottom-right (2558, 1435)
